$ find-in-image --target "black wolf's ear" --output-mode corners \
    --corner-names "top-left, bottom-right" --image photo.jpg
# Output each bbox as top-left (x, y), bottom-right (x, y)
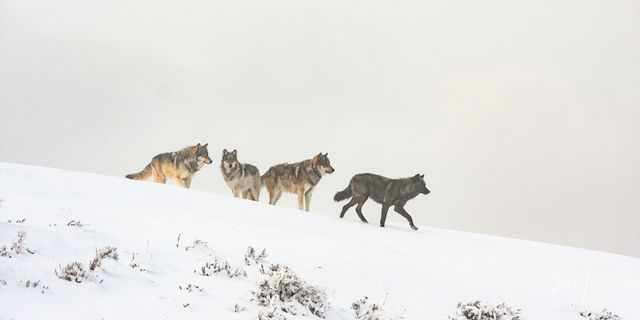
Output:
top-left (232, 149), bottom-right (237, 155)
top-left (420, 174), bottom-right (425, 179)
top-left (324, 152), bottom-right (328, 157)
top-left (223, 149), bottom-right (228, 155)
top-left (203, 143), bottom-right (208, 148)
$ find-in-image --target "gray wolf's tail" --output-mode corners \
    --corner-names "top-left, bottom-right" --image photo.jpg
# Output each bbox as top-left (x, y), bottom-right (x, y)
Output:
top-left (334, 185), bottom-right (352, 202)
top-left (126, 164), bottom-right (152, 180)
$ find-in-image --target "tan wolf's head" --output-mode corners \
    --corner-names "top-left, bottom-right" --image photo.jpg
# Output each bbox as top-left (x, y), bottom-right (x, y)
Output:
top-left (313, 152), bottom-right (334, 176)
top-left (193, 143), bottom-right (213, 165)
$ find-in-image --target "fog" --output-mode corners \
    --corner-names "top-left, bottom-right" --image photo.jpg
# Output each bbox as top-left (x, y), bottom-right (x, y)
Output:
top-left (1, 0), bottom-right (639, 257)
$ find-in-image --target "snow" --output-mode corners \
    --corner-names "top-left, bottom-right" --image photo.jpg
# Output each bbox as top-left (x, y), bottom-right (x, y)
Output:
top-left (0, 162), bottom-right (638, 319)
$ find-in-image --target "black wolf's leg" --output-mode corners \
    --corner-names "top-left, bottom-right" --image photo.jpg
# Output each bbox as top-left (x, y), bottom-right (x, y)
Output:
top-left (339, 198), bottom-right (358, 218)
top-left (394, 206), bottom-right (418, 230)
top-left (355, 198), bottom-right (368, 223)
top-left (380, 204), bottom-right (391, 227)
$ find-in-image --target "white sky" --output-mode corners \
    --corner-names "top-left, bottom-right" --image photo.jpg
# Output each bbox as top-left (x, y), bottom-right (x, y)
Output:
top-left (1, 0), bottom-right (639, 257)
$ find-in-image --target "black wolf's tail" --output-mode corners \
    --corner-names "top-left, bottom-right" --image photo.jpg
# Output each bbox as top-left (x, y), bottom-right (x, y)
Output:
top-left (334, 185), bottom-right (352, 202)
top-left (126, 163), bottom-right (152, 180)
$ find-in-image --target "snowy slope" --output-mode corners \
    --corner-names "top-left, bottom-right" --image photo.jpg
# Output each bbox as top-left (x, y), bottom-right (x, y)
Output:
top-left (0, 162), bottom-right (638, 319)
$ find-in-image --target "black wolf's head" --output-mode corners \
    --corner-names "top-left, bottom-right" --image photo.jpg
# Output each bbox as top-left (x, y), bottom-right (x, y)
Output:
top-left (221, 149), bottom-right (238, 171)
top-left (193, 143), bottom-right (212, 165)
top-left (413, 174), bottom-right (430, 195)
top-left (313, 152), bottom-right (335, 175)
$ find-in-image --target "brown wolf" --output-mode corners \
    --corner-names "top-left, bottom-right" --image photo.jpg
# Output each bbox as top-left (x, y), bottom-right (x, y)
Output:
top-left (261, 153), bottom-right (334, 211)
top-left (220, 149), bottom-right (261, 201)
top-left (126, 143), bottom-right (212, 188)
top-left (334, 173), bottom-right (430, 230)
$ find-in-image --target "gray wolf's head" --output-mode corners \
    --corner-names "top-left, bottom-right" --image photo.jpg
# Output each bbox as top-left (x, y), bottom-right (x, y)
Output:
top-left (413, 174), bottom-right (430, 195)
top-left (313, 152), bottom-right (335, 176)
top-left (193, 143), bottom-right (212, 165)
top-left (221, 149), bottom-right (238, 171)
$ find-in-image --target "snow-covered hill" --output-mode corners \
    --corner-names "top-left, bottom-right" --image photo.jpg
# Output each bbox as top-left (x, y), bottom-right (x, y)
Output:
top-left (0, 162), bottom-right (638, 319)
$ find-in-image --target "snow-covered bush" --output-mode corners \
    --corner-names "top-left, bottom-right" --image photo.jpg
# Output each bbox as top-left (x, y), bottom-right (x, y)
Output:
top-left (197, 259), bottom-right (247, 278)
top-left (129, 253), bottom-right (149, 272)
top-left (184, 239), bottom-right (208, 251)
top-left (245, 246), bottom-right (268, 265)
top-left (55, 262), bottom-right (93, 283)
top-left (352, 296), bottom-right (385, 320)
top-left (253, 264), bottom-right (328, 318)
top-left (179, 283), bottom-right (204, 293)
top-left (21, 280), bottom-right (49, 294)
top-left (257, 307), bottom-right (287, 320)
top-left (449, 300), bottom-right (521, 320)
top-left (56, 246), bottom-right (119, 283)
top-left (580, 309), bottom-right (621, 320)
top-left (89, 246), bottom-right (118, 271)
top-left (1, 231), bottom-right (35, 257)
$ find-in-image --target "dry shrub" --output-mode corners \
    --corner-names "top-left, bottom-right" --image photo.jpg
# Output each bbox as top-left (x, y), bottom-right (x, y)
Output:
top-left (55, 262), bottom-right (93, 283)
top-left (56, 246), bottom-right (119, 283)
top-left (197, 259), bottom-right (247, 278)
top-left (245, 246), bottom-right (268, 265)
top-left (352, 296), bottom-right (385, 320)
top-left (1, 231), bottom-right (35, 258)
top-left (449, 300), bottom-right (521, 320)
top-left (580, 309), bottom-right (622, 320)
top-left (253, 264), bottom-right (328, 318)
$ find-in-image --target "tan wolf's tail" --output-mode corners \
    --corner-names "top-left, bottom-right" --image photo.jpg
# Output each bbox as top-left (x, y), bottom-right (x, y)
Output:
top-left (126, 164), bottom-right (152, 180)
top-left (334, 185), bottom-right (352, 202)
top-left (261, 170), bottom-right (272, 187)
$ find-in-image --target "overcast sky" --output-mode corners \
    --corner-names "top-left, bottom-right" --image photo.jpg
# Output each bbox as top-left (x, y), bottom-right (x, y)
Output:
top-left (1, 0), bottom-right (639, 257)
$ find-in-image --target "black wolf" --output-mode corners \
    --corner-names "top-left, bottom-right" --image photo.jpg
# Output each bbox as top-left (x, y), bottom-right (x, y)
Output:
top-left (334, 173), bottom-right (430, 230)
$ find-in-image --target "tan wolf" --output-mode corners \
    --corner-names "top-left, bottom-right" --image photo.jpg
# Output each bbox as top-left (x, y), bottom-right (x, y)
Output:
top-left (220, 149), bottom-right (261, 201)
top-left (126, 143), bottom-right (212, 188)
top-left (261, 153), bottom-right (334, 211)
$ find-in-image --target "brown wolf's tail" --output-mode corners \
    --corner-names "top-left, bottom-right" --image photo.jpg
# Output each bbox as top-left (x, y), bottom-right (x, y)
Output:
top-left (126, 164), bottom-right (152, 180)
top-left (334, 185), bottom-right (352, 202)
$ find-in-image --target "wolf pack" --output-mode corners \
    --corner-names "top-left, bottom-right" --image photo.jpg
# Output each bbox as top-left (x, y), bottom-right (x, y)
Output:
top-left (126, 143), bottom-right (430, 230)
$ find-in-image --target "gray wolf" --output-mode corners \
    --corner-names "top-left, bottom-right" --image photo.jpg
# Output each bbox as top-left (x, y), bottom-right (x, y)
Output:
top-left (126, 143), bottom-right (212, 188)
top-left (262, 153), bottom-right (335, 211)
top-left (220, 149), bottom-right (261, 201)
top-left (334, 173), bottom-right (430, 230)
